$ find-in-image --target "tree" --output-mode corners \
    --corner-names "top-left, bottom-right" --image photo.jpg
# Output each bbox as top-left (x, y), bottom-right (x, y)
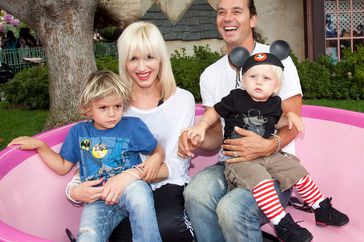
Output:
top-left (0, 0), bottom-right (141, 128)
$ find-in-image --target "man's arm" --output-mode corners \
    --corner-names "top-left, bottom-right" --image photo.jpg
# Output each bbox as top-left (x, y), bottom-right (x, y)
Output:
top-left (222, 94), bottom-right (302, 162)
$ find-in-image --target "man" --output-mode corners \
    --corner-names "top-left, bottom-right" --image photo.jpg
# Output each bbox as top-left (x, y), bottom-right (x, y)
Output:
top-left (178, 0), bottom-right (302, 241)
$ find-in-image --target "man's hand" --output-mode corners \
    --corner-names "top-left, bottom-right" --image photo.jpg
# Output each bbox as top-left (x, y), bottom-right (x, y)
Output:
top-left (222, 127), bottom-right (275, 163)
top-left (70, 178), bottom-right (104, 204)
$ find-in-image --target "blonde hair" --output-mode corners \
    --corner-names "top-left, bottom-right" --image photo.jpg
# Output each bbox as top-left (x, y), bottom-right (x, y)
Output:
top-left (79, 70), bottom-right (131, 113)
top-left (117, 21), bottom-right (176, 100)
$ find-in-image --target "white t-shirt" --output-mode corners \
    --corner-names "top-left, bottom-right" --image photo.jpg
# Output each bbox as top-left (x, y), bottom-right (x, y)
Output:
top-left (200, 42), bottom-right (302, 154)
top-left (125, 87), bottom-right (195, 190)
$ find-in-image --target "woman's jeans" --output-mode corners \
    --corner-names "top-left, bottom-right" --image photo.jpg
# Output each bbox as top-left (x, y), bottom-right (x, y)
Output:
top-left (77, 180), bottom-right (162, 242)
top-left (184, 163), bottom-right (291, 242)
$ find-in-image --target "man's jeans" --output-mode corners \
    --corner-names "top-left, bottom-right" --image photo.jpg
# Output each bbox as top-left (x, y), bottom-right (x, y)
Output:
top-left (184, 163), bottom-right (291, 242)
top-left (77, 180), bottom-right (162, 242)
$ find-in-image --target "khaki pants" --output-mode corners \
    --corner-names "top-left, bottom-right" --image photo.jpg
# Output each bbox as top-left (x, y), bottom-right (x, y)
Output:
top-left (225, 152), bottom-right (308, 192)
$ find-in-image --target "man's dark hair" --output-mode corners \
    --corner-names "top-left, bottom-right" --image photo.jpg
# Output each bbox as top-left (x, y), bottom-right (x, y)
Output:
top-left (247, 0), bottom-right (263, 42)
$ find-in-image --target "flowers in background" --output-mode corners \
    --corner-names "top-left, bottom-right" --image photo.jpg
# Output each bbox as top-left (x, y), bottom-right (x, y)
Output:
top-left (0, 11), bottom-right (21, 33)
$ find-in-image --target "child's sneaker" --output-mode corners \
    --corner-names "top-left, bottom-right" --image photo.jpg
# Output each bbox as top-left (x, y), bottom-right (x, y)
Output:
top-left (274, 213), bottom-right (313, 242)
top-left (314, 197), bottom-right (349, 227)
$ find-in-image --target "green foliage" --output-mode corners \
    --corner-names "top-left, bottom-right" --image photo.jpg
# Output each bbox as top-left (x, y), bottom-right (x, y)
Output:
top-left (298, 60), bottom-right (332, 99)
top-left (171, 45), bottom-right (221, 101)
top-left (99, 26), bottom-right (118, 43)
top-left (96, 56), bottom-right (118, 73)
top-left (298, 45), bottom-right (364, 100)
top-left (2, 66), bottom-right (49, 109)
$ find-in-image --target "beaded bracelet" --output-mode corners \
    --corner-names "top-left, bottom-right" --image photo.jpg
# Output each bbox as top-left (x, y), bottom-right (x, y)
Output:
top-left (271, 133), bottom-right (282, 154)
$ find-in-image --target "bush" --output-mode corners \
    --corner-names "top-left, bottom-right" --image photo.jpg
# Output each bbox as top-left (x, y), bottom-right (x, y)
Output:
top-left (2, 66), bottom-right (49, 109)
top-left (297, 46), bottom-right (364, 100)
top-left (171, 45), bottom-right (221, 101)
top-left (96, 56), bottom-right (118, 73)
top-left (298, 60), bottom-right (332, 99)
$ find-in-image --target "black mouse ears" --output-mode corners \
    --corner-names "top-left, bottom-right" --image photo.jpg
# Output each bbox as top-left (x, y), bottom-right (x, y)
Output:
top-left (228, 40), bottom-right (291, 69)
top-left (269, 40), bottom-right (291, 60)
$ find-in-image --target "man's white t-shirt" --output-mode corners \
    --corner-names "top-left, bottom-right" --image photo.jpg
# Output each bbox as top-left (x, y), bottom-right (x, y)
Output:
top-left (200, 42), bottom-right (302, 154)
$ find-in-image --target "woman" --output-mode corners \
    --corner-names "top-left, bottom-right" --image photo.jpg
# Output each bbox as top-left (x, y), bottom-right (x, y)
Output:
top-left (66, 21), bottom-right (195, 242)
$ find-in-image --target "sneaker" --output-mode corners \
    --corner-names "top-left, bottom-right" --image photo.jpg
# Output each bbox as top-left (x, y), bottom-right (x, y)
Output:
top-left (274, 213), bottom-right (313, 242)
top-left (314, 197), bottom-right (349, 227)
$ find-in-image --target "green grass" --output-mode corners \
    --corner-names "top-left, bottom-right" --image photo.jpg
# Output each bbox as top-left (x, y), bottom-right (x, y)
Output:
top-left (0, 102), bottom-right (48, 150)
top-left (0, 99), bottom-right (363, 151)
top-left (303, 99), bottom-right (364, 113)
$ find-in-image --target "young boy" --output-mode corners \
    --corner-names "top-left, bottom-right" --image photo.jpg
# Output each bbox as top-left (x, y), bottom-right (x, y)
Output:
top-left (8, 70), bottom-right (164, 242)
top-left (186, 48), bottom-right (349, 242)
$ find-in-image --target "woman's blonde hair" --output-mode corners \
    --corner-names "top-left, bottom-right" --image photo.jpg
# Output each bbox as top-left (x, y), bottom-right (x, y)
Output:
top-left (79, 70), bottom-right (131, 113)
top-left (117, 21), bottom-right (176, 100)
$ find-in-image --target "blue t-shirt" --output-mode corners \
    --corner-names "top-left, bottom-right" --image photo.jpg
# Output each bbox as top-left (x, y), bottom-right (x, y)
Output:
top-left (60, 117), bottom-right (157, 182)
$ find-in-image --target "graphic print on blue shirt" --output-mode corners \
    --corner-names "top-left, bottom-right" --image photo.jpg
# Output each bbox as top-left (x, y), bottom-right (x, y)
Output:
top-left (79, 136), bottom-right (138, 181)
top-left (60, 117), bottom-right (157, 182)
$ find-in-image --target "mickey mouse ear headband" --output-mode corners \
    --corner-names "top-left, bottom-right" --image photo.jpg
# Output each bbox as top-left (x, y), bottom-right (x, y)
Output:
top-left (228, 40), bottom-right (291, 74)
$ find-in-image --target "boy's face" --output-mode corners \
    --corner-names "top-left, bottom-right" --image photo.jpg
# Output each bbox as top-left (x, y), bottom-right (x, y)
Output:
top-left (86, 94), bottom-right (124, 130)
top-left (216, 0), bottom-right (257, 50)
top-left (243, 65), bottom-right (281, 102)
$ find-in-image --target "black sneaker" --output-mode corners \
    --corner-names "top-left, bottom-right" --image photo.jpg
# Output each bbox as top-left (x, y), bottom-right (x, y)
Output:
top-left (314, 197), bottom-right (349, 227)
top-left (274, 213), bottom-right (313, 242)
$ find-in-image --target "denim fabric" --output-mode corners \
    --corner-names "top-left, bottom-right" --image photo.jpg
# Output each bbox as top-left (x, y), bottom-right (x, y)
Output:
top-left (184, 163), bottom-right (291, 242)
top-left (77, 180), bottom-right (162, 242)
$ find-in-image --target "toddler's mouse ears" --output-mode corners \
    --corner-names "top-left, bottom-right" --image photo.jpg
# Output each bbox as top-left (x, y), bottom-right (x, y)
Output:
top-left (270, 40), bottom-right (291, 60)
top-left (228, 47), bottom-right (250, 69)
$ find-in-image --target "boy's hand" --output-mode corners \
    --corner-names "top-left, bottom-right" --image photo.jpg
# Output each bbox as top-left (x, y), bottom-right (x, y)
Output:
top-left (71, 179), bottom-right (104, 203)
top-left (8, 136), bottom-right (44, 150)
top-left (287, 112), bottom-right (304, 133)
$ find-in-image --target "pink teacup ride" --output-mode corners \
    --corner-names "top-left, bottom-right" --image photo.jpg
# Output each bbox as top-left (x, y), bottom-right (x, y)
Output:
top-left (0, 104), bottom-right (363, 241)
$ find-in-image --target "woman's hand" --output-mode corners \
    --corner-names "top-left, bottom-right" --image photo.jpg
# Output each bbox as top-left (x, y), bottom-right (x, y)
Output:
top-left (139, 160), bottom-right (159, 183)
top-left (178, 129), bottom-right (200, 158)
top-left (102, 171), bottom-right (138, 205)
top-left (70, 179), bottom-right (104, 203)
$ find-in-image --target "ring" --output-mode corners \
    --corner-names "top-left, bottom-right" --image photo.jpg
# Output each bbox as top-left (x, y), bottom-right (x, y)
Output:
top-left (233, 151), bottom-right (238, 157)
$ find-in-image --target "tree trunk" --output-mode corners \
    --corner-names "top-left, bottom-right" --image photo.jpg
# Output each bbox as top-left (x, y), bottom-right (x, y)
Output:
top-left (0, 0), bottom-right (100, 128)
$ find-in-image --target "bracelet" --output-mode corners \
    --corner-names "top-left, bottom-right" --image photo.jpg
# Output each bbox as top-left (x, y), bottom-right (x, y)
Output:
top-left (65, 183), bottom-right (84, 207)
top-left (271, 133), bottom-right (282, 154)
top-left (132, 165), bottom-right (144, 174)
top-left (122, 170), bottom-right (140, 179)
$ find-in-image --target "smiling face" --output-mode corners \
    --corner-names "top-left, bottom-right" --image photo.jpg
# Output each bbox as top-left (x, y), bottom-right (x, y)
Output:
top-left (216, 0), bottom-right (257, 52)
top-left (86, 94), bottom-right (124, 130)
top-left (243, 64), bottom-right (282, 102)
top-left (126, 48), bottom-right (160, 90)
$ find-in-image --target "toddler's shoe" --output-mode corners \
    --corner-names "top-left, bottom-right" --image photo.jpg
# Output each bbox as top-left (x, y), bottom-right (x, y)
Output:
top-left (315, 197), bottom-right (349, 227)
top-left (274, 213), bottom-right (313, 242)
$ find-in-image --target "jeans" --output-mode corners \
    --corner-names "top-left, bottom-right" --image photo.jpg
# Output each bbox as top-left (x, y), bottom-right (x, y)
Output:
top-left (184, 163), bottom-right (291, 242)
top-left (77, 180), bottom-right (162, 242)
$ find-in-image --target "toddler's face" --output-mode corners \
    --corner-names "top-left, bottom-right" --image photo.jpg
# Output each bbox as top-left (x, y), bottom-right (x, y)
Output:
top-left (243, 64), bottom-right (281, 102)
top-left (87, 94), bottom-right (124, 130)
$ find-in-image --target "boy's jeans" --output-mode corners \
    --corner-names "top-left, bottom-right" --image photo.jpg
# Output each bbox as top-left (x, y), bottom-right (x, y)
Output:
top-left (77, 180), bottom-right (162, 242)
top-left (184, 163), bottom-right (291, 242)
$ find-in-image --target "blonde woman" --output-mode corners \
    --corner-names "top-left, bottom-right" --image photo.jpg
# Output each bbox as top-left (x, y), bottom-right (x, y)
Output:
top-left (67, 22), bottom-right (195, 242)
